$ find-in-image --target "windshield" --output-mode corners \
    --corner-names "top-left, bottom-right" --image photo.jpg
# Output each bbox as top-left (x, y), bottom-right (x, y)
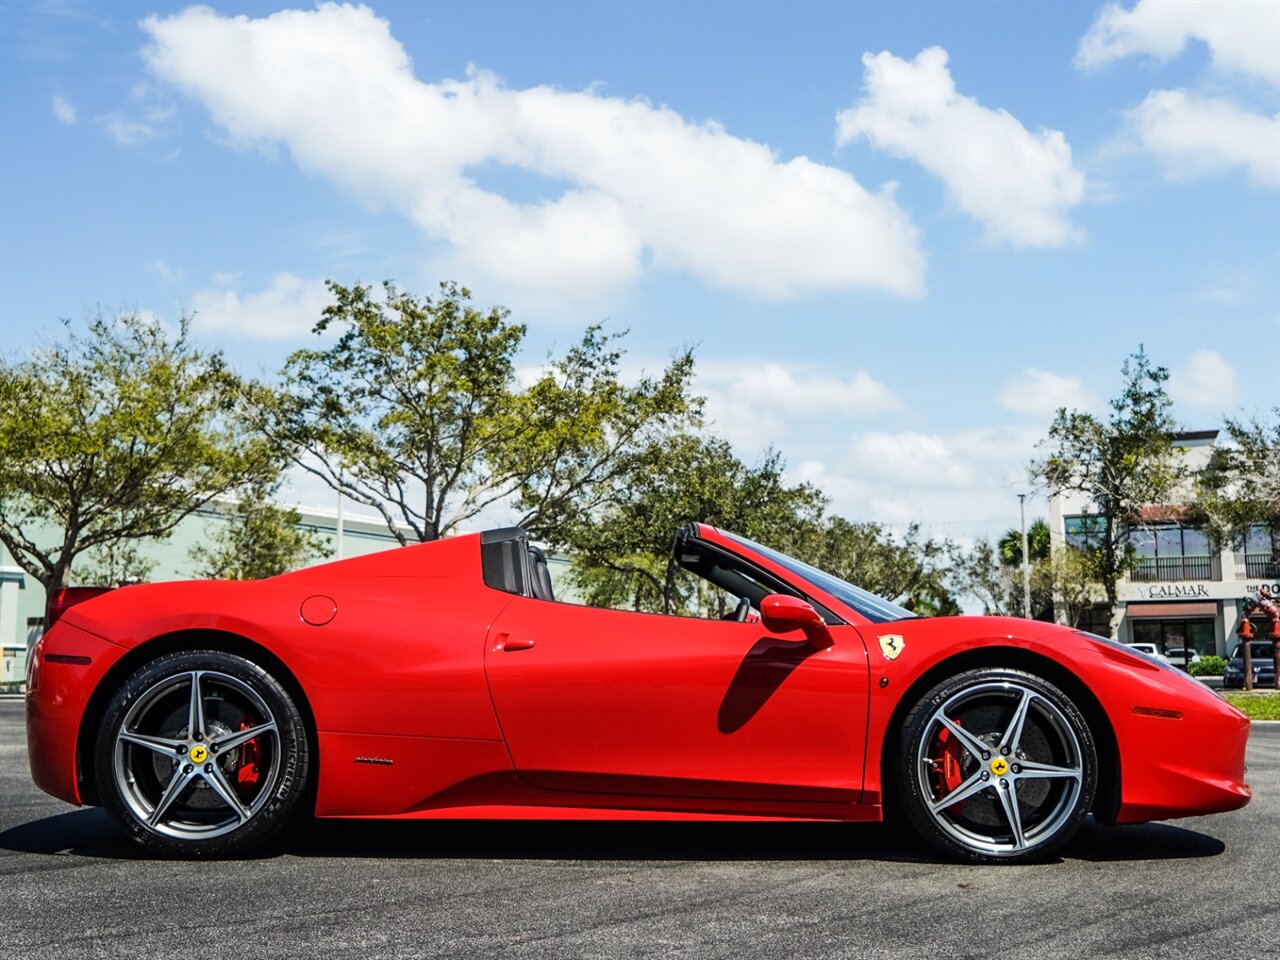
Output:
top-left (721, 531), bottom-right (917, 624)
top-left (1232, 642), bottom-right (1275, 659)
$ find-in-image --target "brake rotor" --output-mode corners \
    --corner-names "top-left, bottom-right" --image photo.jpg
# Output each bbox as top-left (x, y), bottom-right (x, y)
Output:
top-left (147, 709), bottom-right (242, 811)
top-left (931, 703), bottom-right (1054, 828)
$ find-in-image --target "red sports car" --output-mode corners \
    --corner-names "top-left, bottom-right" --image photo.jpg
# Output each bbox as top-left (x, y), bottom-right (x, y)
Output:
top-left (26, 523), bottom-right (1251, 863)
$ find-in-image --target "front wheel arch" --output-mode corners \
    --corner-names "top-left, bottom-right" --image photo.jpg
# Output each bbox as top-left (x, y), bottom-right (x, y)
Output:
top-left (77, 629), bottom-right (318, 814)
top-left (879, 647), bottom-right (1120, 826)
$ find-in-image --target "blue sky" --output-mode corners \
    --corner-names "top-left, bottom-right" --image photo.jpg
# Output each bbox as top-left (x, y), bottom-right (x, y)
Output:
top-left (1, 0), bottom-right (1277, 541)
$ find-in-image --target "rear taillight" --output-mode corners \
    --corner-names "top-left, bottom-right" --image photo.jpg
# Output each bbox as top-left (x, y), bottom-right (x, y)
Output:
top-left (46, 586), bottom-right (113, 628)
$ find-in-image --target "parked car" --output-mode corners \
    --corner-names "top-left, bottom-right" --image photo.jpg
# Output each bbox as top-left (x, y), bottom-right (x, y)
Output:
top-left (1224, 641), bottom-right (1277, 689)
top-left (1126, 642), bottom-right (1173, 665)
top-left (26, 523), bottom-right (1253, 865)
top-left (1163, 648), bottom-right (1202, 670)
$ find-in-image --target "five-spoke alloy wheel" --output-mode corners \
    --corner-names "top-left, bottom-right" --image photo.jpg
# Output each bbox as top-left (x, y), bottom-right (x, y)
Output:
top-left (95, 650), bottom-right (310, 857)
top-left (893, 668), bottom-right (1097, 864)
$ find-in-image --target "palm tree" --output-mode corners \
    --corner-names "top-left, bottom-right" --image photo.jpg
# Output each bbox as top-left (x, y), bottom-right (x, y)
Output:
top-left (998, 518), bottom-right (1050, 567)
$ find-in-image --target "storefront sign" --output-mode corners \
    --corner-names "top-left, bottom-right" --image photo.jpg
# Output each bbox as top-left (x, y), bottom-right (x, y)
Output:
top-left (1247, 583), bottom-right (1280, 599)
top-left (1135, 584), bottom-right (1211, 599)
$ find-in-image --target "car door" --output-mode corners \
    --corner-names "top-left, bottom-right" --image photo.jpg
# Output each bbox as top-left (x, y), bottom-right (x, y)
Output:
top-left (483, 595), bottom-right (870, 803)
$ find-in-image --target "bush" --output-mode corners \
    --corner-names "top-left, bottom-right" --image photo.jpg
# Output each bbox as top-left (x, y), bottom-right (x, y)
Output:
top-left (1189, 656), bottom-right (1227, 677)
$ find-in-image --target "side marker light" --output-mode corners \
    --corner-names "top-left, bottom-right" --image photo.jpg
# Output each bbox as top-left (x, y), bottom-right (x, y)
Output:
top-left (1131, 706), bottom-right (1183, 720)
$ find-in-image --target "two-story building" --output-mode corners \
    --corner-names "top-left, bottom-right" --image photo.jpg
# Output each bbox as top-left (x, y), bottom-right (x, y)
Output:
top-left (1048, 430), bottom-right (1278, 657)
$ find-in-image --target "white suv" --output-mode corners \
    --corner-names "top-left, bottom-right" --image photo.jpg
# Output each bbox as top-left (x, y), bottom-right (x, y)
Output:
top-left (1126, 642), bottom-right (1173, 665)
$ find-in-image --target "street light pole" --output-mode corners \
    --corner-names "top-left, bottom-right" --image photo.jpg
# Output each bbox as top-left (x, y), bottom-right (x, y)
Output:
top-left (1019, 493), bottom-right (1031, 619)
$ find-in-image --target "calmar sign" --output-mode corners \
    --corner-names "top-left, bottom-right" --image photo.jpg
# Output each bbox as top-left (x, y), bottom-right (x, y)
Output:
top-left (1138, 584), bottom-right (1210, 599)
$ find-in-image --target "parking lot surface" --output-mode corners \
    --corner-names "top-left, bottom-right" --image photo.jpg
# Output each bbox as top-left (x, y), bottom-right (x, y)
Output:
top-left (2, 701), bottom-right (1278, 960)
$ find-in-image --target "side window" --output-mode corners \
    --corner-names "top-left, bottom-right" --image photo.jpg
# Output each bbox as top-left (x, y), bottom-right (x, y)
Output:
top-left (672, 542), bottom-right (801, 622)
top-left (502, 529), bottom-right (835, 623)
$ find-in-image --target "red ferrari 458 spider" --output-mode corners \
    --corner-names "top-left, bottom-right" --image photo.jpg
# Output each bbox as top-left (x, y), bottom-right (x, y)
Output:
top-left (27, 523), bottom-right (1250, 863)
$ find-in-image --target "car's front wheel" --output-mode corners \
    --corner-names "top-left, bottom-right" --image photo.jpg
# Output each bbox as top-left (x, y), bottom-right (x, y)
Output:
top-left (892, 667), bottom-right (1097, 864)
top-left (94, 649), bottom-right (310, 857)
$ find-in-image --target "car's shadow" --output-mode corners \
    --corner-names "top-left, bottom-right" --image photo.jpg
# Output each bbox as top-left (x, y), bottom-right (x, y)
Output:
top-left (0, 809), bottom-right (1226, 864)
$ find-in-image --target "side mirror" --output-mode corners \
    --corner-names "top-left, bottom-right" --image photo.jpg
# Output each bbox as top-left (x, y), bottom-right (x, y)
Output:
top-left (760, 594), bottom-right (834, 650)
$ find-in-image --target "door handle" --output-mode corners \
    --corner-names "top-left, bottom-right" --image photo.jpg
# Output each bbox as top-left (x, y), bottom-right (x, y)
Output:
top-left (501, 636), bottom-right (535, 652)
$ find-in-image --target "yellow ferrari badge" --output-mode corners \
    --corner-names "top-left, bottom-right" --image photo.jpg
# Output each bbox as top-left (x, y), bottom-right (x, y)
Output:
top-left (990, 757), bottom-right (1009, 776)
top-left (188, 744), bottom-right (209, 764)
top-left (878, 634), bottom-right (905, 661)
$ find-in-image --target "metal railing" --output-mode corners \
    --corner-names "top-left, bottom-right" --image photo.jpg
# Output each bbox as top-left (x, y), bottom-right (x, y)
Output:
top-left (1245, 554), bottom-right (1279, 579)
top-left (1129, 555), bottom-right (1220, 582)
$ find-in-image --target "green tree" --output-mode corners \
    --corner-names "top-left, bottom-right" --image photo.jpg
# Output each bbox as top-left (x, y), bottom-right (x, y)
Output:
top-left (1032, 347), bottom-right (1185, 631)
top-left (261, 281), bottom-right (699, 546)
top-left (561, 439), bottom-right (960, 618)
top-left (1194, 409), bottom-right (1280, 552)
top-left (0, 312), bottom-right (276, 601)
top-left (74, 542), bottom-right (156, 587)
top-left (953, 535), bottom-right (1054, 619)
top-left (1048, 546), bottom-right (1102, 630)
top-left (559, 437), bottom-right (826, 614)
top-left (954, 538), bottom-right (1011, 616)
top-left (796, 516), bottom-right (959, 615)
top-left (190, 484), bottom-right (328, 580)
top-left (958, 518), bottom-right (1055, 619)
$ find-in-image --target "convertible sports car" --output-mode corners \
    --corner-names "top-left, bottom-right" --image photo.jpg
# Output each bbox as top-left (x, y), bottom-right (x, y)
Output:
top-left (27, 523), bottom-right (1251, 863)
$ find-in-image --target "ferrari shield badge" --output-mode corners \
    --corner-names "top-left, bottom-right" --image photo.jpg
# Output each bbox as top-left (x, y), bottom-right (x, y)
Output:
top-left (878, 634), bottom-right (905, 661)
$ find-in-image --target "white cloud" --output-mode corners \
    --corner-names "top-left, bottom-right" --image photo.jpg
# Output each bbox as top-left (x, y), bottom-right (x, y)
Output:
top-left (1169, 349), bottom-right (1243, 411)
top-left (683, 365), bottom-right (1044, 539)
top-left (101, 82), bottom-right (178, 147)
top-left (51, 94), bottom-right (76, 125)
top-left (999, 368), bottom-right (1100, 418)
top-left (836, 47), bottom-right (1086, 247)
top-left (847, 431), bottom-right (974, 488)
top-left (792, 459), bottom-right (870, 506)
top-left (146, 259), bottom-right (183, 284)
top-left (697, 360), bottom-right (901, 451)
top-left (1197, 269), bottom-right (1255, 304)
top-left (950, 424), bottom-right (1046, 491)
top-left (140, 4), bottom-right (924, 304)
top-left (102, 114), bottom-right (155, 146)
top-left (1075, 2), bottom-right (1279, 192)
top-left (1076, 0), bottom-right (1280, 85)
top-left (701, 360), bottom-right (900, 417)
top-left (1124, 89), bottom-right (1279, 188)
top-left (792, 431), bottom-right (1042, 539)
top-left (189, 274), bottom-right (332, 340)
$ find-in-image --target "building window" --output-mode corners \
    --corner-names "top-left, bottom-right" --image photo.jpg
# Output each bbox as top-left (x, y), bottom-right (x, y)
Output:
top-left (1246, 524), bottom-right (1279, 579)
top-left (1064, 515), bottom-right (1107, 551)
top-left (1076, 603), bottom-right (1112, 638)
top-left (1128, 524), bottom-right (1219, 582)
top-left (1131, 619), bottom-right (1216, 659)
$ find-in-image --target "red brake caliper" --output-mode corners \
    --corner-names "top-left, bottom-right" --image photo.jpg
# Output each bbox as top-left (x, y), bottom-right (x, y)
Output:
top-left (932, 726), bottom-right (967, 811)
top-left (236, 720), bottom-right (261, 790)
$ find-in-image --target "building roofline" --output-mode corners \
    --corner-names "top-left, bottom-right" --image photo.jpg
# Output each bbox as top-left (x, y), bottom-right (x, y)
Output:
top-left (1170, 429), bottom-right (1219, 442)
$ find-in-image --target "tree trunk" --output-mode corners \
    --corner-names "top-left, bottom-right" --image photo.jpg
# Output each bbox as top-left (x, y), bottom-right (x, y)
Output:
top-left (41, 559), bottom-right (72, 631)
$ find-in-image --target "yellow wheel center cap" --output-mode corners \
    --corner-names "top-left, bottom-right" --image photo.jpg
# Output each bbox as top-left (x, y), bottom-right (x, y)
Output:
top-left (189, 744), bottom-right (209, 764)
top-left (990, 757), bottom-right (1009, 776)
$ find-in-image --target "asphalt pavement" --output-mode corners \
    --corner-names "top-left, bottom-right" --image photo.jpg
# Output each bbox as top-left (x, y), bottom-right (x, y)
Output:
top-left (2, 701), bottom-right (1278, 960)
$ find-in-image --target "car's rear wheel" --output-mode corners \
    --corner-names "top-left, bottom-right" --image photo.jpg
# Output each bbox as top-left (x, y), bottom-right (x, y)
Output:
top-left (94, 649), bottom-right (309, 857)
top-left (892, 667), bottom-right (1097, 864)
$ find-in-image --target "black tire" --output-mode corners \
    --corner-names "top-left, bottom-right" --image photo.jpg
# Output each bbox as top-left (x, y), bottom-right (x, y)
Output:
top-left (890, 667), bottom-right (1097, 864)
top-left (94, 649), bottom-right (310, 858)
